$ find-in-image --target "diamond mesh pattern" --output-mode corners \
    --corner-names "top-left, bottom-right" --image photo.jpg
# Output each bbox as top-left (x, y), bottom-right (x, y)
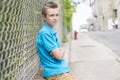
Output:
top-left (0, 0), bottom-right (47, 80)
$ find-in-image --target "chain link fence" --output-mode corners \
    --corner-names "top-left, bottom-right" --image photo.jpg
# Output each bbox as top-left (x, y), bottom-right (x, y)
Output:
top-left (0, 0), bottom-right (48, 80)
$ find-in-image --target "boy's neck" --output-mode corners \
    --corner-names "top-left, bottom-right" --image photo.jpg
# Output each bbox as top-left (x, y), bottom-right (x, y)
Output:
top-left (45, 23), bottom-right (54, 28)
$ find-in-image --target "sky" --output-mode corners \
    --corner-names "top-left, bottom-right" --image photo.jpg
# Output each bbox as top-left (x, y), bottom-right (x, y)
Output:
top-left (72, 2), bottom-right (92, 31)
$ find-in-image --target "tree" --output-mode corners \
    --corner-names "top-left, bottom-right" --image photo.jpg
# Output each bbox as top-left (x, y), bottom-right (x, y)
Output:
top-left (63, 0), bottom-right (76, 32)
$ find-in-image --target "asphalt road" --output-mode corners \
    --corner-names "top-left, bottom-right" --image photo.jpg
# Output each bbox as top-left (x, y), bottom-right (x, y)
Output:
top-left (84, 30), bottom-right (120, 57)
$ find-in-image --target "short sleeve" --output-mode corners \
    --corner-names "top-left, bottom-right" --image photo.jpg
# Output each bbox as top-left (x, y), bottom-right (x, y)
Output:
top-left (40, 32), bottom-right (58, 52)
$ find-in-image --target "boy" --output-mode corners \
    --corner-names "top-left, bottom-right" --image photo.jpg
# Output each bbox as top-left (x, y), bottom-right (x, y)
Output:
top-left (36, 2), bottom-right (78, 80)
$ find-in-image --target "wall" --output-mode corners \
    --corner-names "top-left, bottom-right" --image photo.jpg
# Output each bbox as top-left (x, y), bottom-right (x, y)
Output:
top-left (91, 0), bottom-right (114, 31)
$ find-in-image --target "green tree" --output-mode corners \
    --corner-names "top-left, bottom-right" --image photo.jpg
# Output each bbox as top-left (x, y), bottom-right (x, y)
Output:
top-left (63, 0), bottom-right (76, 32)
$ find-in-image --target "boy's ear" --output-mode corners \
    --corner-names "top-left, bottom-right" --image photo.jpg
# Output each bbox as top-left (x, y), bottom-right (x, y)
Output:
top-left (42, 15), bottom-right (46, 18)
top-left (42, 15), bottom-right (46, 22)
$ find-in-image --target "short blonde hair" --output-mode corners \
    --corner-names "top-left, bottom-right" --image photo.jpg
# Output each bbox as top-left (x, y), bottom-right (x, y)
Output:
top-left (42, 2), bottom-right (58, 16)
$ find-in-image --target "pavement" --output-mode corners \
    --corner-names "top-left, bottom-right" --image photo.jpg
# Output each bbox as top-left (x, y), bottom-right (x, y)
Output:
top-left (34, 32), bottom-right (120, 80)
top-left (70, 32), bottom-right (120, 80)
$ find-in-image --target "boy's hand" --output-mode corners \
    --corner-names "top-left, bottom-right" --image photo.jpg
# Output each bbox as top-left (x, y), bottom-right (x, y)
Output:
top-left (50, 47), bottom-right (65, 60)
top-left (40, 68), bottom-right (43, 74)
top-left (59, 48), bottom-right (64, 53)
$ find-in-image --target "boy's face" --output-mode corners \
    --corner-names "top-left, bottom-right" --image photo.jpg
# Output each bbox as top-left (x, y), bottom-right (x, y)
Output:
top-left (43, 8), bottom-right (59, 27)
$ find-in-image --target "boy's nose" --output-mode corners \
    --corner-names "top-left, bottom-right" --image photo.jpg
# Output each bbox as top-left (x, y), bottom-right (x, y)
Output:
top-left (53, 16), bottom-right (57, 20)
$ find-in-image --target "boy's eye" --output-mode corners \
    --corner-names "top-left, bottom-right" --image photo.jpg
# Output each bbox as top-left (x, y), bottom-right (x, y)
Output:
top-left (49, 14), bottom-right (59, 17)
top-left (56, 14), bottom-right (59, 16)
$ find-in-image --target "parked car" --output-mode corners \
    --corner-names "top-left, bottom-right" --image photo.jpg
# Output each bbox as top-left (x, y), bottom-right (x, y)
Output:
top-left (79, 24), bottom-right (88, 32)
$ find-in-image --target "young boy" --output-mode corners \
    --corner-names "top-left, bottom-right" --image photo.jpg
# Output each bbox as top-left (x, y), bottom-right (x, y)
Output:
top-left (36, 2), bottom-right (78, 80)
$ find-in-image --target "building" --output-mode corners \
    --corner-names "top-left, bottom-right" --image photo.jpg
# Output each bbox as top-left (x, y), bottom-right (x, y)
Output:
top-left (90, 0), bottom-right (120, 31)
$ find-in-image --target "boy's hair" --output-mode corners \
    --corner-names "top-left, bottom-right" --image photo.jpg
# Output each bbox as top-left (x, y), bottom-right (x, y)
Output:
top-left (42, 2), bottom-right (58, 16)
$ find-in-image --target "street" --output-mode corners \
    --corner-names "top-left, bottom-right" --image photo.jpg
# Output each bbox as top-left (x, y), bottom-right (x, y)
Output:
top-left (85, 30), bottom-right (120, 58)
top-left (70, 32), bottom-right (120, 80)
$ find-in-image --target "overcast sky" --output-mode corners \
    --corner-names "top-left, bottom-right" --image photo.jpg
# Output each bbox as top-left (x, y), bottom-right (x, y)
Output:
top-left (72, 2), bottom-right (92, 31)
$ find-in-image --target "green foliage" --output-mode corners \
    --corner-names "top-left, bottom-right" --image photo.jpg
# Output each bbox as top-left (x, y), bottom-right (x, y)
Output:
top-left (62, 37), bottom-right (68, 43)
top-left (62, 0), bottom-right (76, 31)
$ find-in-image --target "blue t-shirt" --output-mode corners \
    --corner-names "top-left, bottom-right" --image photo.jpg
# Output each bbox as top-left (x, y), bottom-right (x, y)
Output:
top-left (36, 23), bottom-right (70, 77)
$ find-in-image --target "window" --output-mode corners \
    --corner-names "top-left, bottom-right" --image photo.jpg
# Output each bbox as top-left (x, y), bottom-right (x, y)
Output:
top-left (114, 9), bottom-right (118, 18)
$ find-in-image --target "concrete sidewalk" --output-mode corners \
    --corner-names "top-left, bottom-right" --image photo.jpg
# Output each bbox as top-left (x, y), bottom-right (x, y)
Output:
top-left (70, 33), bottom-right (120, 80)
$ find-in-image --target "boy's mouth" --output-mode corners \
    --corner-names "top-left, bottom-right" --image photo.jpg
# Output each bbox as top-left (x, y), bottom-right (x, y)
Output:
top-left (53, 21), bottom-right (57, 23)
